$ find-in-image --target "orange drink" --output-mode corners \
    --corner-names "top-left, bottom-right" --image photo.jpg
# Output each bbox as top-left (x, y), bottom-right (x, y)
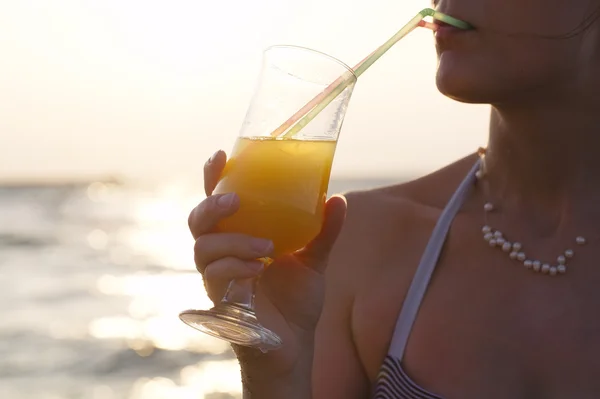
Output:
top-left (214, 136), bottom-right (336, 257)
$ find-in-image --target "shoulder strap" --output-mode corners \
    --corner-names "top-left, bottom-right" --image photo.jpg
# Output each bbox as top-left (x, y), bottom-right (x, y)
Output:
top-left (388, 159), bottom-right (481, 359)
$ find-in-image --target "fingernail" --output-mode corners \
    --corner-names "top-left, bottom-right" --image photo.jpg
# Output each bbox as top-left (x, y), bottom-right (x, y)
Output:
top-left (251, 238), bottom-right (273, 254)
top-left (246, 261), bottom-right (264, 272)
top-left (208, 150), bottom-right (221, 164)
top-left (217, 193), bottom-right (236, 208)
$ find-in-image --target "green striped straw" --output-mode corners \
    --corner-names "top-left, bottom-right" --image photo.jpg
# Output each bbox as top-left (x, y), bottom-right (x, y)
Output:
top-left (271, 8), bottom-right (471, 139)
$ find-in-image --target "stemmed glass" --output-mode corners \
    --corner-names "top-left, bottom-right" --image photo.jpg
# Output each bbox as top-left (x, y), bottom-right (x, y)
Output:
top-left (179, 45), bottom-right (357, 351)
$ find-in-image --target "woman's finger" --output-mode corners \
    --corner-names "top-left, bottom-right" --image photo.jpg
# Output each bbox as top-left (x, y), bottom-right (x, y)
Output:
top-left (296, 195), bottom-right (347, 272)
top-left (204, 150), bottom-right (227, 196)
top-left (203, 257), bottom-right (264, 301)
top-left (188, 193), bottom-right (240, 239)
top-left (194, 233), bottom-right (273, 274)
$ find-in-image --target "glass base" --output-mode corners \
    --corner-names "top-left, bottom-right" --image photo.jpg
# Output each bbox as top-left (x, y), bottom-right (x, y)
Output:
top-left (179, 304), bottom-right (282, 351)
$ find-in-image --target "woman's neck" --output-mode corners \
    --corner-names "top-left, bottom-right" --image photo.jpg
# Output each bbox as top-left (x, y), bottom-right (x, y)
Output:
top-left (481, 103), bottom-right (600, 235)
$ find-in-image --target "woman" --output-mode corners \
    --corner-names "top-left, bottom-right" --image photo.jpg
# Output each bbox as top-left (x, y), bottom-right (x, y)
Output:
top-left (188, 0), bottom-right (600, 397)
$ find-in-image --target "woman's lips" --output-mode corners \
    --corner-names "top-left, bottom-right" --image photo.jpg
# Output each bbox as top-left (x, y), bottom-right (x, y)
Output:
top-left (433, 19), bottom-right (475, 44)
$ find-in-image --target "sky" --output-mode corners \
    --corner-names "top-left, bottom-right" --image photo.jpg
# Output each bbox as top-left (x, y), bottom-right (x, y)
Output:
top-left (0, 0), bottom-right (490, 183)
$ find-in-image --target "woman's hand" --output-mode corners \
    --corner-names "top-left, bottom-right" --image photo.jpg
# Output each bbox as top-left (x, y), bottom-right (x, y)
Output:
top-left (188, 150), bottom-right (347, 385)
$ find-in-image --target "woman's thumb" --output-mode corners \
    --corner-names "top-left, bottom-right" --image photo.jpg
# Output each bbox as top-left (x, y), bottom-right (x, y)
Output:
top-left (296, 195), bottom-right (347, 271)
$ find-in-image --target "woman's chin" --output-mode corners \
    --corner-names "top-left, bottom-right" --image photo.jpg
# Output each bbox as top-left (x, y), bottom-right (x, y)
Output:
top-left (435, 53), bottom-right (494, 104)
top-left (436, 76), bottom-right (482, 104)
top-left (436, 73), bottom-right (483, 104)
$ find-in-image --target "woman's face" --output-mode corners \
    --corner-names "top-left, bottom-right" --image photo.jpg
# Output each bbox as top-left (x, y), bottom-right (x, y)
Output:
top-left (434, 0), bottom-right (600, 104)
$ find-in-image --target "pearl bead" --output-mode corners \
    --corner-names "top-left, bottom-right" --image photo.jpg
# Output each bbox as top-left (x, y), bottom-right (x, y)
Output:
top-left (533, 261), bottom-right (542, 272)
top-left (482, 226), bottom-right (492, 234)
top-left (484, 232), bottom-right (493, 241)
top-left (565, 249), bottom-right (574, 258)
top-left (493, 231), bottom-right (503, 238)
top-left (517, 252), bottom-right (526, 261)
top-left (524, 260), bottom-right (533, 269)
top-left (489, 239), bottom-right (497, 247)
top-left (512, 242), bottom-right (522, 251)
top-left (557, 255), bottom-right (566, 265)
top-left (496, 238), bottom-right (505, 246)
top-left (541, 264), bottom-right (550, 274)
top-left (509, 252), bottom-right (518, 260)
top-left (557, 265), bottom-right (567, 274)
top-left (549, 266), bottom-right (558, 276)
top-left (484, 202), bottom-right (494, 212)
top-left (576, 236), bottom-right (586, 245)
top-left (502, 242), bottom-right (512, 252)
top-left (475, 170), bottom-right (484, 179)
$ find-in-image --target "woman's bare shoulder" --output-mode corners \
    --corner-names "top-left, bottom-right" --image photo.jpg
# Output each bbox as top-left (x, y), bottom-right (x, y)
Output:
top-left (343, 153), bottom-right (477, 231)
top-left (363, 153), bottom-right (479, 208)
top-left (326, 153), bottom-right (478, 283)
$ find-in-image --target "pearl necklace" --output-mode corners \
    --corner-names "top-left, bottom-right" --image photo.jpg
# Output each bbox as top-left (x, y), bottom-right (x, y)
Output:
top-left (476, 148), bottom-right (586, 276)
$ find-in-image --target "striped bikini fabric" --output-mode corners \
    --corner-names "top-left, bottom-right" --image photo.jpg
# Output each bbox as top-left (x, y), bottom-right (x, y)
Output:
top-left (372, 356), bottom-right (442, 399)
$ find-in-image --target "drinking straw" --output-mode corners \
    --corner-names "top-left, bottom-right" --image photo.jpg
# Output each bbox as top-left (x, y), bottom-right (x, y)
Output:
top-left (271, 8), bottom-right (472, 139)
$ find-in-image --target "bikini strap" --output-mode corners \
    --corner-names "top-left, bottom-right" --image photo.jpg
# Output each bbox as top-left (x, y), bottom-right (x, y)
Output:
top-left (388, 159), bottom-right (481, 359)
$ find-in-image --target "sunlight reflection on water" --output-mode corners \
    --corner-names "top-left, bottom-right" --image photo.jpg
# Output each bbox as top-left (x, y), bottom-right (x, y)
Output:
top-left (88, 185), bottom-right (242, 398)
top-left (129, 359), bottom-right (242, 398)
top-left (92, 273), bottom-right (228, 354)
top-left (4, 176), bottom-right (388, 398)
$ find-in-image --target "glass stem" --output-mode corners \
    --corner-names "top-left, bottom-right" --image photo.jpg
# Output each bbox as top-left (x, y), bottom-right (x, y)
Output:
top-left (221, 277), bottom-right (257, 311)
top-left (220, 257), bottom-right (271, 311)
